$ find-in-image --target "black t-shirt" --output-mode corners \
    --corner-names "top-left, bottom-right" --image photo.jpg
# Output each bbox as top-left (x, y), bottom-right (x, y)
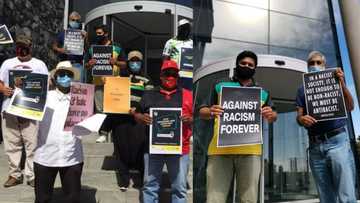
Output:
top-left (138, 86), bottom-right (183, 152)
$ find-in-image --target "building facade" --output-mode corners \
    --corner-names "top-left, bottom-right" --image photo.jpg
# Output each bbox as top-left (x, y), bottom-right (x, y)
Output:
top-left (193, 0), bottom-right (360, 202)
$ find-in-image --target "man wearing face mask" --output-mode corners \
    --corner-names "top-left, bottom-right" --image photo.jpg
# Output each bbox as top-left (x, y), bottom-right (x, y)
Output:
top-left (295, 51), bottom-right (356, 203)
top-left (52, 11), bottom-right (86, 82)
top-left (199, 51), bottom-right (277, 203)
top-left (132, 60), bottom-right (193, 203)
top-left (0, 34), bottom-right (49, 188)
top-left (33, 61), bottom-right (84, 203)
top-left (111, 50), bottom-right (154, 191)
top-left (85, 24), bottom-right (126, 143)
top-left (163, 19), bottom-right (193, 90)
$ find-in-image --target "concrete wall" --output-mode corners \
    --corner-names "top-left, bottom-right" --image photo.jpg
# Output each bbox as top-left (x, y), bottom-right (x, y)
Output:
top-left (0, 0), bottom-right (65, 69)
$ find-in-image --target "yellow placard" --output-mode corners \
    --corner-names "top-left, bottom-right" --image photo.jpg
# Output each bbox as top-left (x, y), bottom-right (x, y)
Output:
top-left (103, 77), bottom-right (130, 114)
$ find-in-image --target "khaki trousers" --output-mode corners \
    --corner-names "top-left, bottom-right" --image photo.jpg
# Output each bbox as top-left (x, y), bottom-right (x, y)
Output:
top-left (206, 155), bottom-right (261, 203)
top-left (2, 112), bottom-right (38, 181)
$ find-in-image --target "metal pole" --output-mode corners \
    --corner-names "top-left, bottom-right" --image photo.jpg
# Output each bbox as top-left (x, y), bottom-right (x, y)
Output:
top-left (63, 0), bottom-right (69, 30)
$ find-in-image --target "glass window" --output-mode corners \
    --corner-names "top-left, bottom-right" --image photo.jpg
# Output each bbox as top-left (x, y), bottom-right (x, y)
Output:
top-left (217, 0), bottom-right (268, 9)
top-left (265, 110), bottom-right (318, 202)
top-left (270, 12), bottom-right (336, 52)
top-left (270, 0), bottom-right (330, 21)
top-left (212, 1), bottom-right (268, 44)
top-left (202, 38), bottom-right (268, 66)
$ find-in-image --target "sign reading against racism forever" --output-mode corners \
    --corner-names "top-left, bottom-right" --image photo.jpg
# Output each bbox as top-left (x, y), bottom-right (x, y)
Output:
top-left (92, 45), bottom-right (113, 76)
top-left (103, 77), bottom-right (130, 114)
top-left (64, 82), bottom-right (95, 131)
top-left (7, 72), bottom-right (48, 121)
top-left (64, 29), bottom-right (84, 55)
top-left (217, 86), bottom-right (262, 147)
top-left (149, 108), bottom-right (182, 154)
top-left (303, 68), bottom-right (347, 121)
top-left (0, 25), bottom-right (14, 44)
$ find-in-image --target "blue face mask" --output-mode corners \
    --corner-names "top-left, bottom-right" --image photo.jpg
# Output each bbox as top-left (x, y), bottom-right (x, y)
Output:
top-left (56, 75), bottom-right (72, 88)
top-left (308, 66), bottom-right (323, 73)
top-left (69, 21), bottom-right (81, 29)
top-left (129, 61), bottom-right (142, 73)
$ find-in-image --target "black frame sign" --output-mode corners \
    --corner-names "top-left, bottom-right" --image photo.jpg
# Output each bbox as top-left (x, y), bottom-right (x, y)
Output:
top-left (64, 29), bottom-right (84, 55)
top-left (303, 68), bottom-right (347, 121)
top-left (0, 25), bottom-right (13, 44)
top-left (91, 45), bottom-right (113, 76)
top-left (217, 86), bottom-right (262, 147)
top-left (149, 108), bottom-right (182, 154)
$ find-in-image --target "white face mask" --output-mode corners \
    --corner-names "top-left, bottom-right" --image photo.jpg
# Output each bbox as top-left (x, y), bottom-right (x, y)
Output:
top-left (308, 66), bottom-right (324, 73)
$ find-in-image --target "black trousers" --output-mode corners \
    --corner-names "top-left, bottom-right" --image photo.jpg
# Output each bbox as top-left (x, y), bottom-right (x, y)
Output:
top-left (112, 115), bottom-right (146, 187)
top-left (34, 162), bottom-right (83, 203)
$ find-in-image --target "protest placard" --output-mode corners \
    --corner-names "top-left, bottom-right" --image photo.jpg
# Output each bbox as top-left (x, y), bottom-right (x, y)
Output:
top-left (7, 72), bottom-right (48, 121)
top-left (303, 68), bottom-right (347, 121)
top-left (217, 86), bottom-right (262, 147)
top-left (0, 25), bottom-right (13, 44)
top-left (179, 47), bottom-right (193, 79)
top-left (149, 108), bottom-right (182, 154)
top-left (103, 77), bottom-right (130, 114)
top-left (64, 29), bottom-right (84, 55)
top-left (92, 45), bottom-right (113, 76)
top-left (64, 82), bottom-right (95, 131)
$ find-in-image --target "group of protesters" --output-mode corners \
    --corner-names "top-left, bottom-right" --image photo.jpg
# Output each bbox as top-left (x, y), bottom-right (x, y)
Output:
top-left (0, 11), bottom-right (193, 203)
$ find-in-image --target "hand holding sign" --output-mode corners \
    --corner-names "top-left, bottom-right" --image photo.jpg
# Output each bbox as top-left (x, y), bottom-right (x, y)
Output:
top-left (261, 106), bottom-right (276, 123)
top-left (210, 105), bottom-right (224, 117)
top-left (299, 115), bottom-right (317, 127)
top-left (1, 86), bottom-right (13, 97)
top-left (181, 114), bottom-right (193, 124)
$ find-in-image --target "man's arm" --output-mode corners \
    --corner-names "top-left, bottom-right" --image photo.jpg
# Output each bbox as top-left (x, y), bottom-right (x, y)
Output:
top-left (296, 107), bottom-right (317, 127)
top-left (335, 68), bottom-right (354, 111)
top-left (0, 81), bottom-right (13, 97)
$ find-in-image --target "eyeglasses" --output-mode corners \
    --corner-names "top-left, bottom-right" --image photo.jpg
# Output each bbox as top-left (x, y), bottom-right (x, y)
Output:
top-left (308, 60), bottom-right (323, 66)
top-left (70, 19), bottom-right (81, 22)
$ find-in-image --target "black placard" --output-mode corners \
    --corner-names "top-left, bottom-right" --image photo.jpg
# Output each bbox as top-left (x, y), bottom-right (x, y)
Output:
top-left (217, 86), bottom-right (262, 147)
top-left (0, 25), bottom-right (13, 44)
top-left (303, 69), bottom-right (347, 121)
top-left (149, 108), bottom-right (182, 154)
top-left (180, 47), bottom-right (193, 71)
top-left (64, 29), bottom-right (84, 55)
top-left (91, 45), bottom-right (113, 76)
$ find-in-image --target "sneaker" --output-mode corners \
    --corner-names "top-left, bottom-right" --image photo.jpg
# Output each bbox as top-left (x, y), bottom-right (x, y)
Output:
top-left (3, 176), bottom-right (23, 188)
top-left (27, 179), bottom-right (35, 187)
top-left (119, 186), bottom-right (128, 192)
top-left (96, 135), bottom-right (107, 143)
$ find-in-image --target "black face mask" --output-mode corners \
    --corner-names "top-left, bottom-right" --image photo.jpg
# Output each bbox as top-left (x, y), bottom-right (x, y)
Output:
top-left (235, 65), bottom-right (256, 80)
top-left (94, 35), bottom-right (106, 44)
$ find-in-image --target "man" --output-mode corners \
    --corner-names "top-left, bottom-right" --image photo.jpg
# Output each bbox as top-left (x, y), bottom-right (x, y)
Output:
top-left (53, 11), bottom-right (86, 82)
top-left (133, 60), bottom-right (192, 203)
top-left (199, 51), bottom-right (277, 203)
top-left (34, 61), bottom-right (83, 203)
top-left (0, 34), bottom-right (49, 187)
top-left (163, 19), bottom-right (193, 90)
top-left (112, 50), bottom-right (153, 191)
top-left (296, 51), bottom-right (356, 203)
top-left (85, 24), bottom-right (126, 143)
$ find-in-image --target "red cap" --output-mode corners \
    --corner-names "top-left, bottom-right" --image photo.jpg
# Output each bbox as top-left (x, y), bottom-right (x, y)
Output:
top-left (161, 60), bottom-right (179, 72)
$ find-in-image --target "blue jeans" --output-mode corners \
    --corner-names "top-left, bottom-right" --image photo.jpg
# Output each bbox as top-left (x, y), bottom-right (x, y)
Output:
top-left (143, 153), bottom-right (189, 203)
top-left (309, 131), bottom-right (357, 203)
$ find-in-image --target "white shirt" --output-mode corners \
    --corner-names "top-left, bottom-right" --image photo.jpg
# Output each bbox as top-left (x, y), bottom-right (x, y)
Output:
top-left (0, 57), bottom-right (49, 112)
top-left (34, 90), bottom-right (84, 167)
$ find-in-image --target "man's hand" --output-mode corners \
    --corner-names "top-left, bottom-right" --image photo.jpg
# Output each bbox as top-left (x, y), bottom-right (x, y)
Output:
top-left (56, 47), bottom-right (66, 54)
top-left (181, 114), bottom-right (193, 125)
top-left (86, 59), bottom-right (97, 69)
top-left (298, 115), bottom-right (317, 127)
top-left (261, 106), bottom-right (277, 123)
top-left (109, 58), bottom-right (117, 66)
top-left (134, 113), bottom-right (152, 125)
top-left (1, 86), bottom-right (13, 97)
top-left (210, 105), bottom-right (224, 117)
top-left (335, 68), bottom-right (345, 83)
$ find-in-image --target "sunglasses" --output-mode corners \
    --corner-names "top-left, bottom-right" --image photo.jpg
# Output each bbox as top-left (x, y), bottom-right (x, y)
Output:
top-left (308, 60), bottom-right (323, 66)
top-left (161, 70), bottom-right (179, 77)
top-left (57, 71), bottom-right (74, 78)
